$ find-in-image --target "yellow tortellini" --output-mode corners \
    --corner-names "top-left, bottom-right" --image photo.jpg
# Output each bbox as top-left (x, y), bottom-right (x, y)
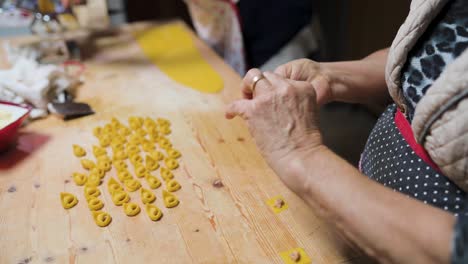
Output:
top-left (159, 125), bottom-right (171, 135)
top-left (162, 190), bottom-right (179, 208)
top-left (160, 167), bottom-right (174, 181)
top-left (134, 165), bottom-right (147, 178)
top-left (92, 211), bottom-right (112, 227)
top-left (146, 204), bottom-right (163, 221)
top-left (73, 145), bottom-right (86, 157)
top-left (150, 150), bottom-right (164, 161)
top-left (123, 202), bottom-right (141, 216)
top-left (93, 126), bottom-right (102, 138)
top-left (114, 160), bottom-right (128, 171)
top-left (99, 134), bottom-right (111, 148)
top-left (145, 155), bottom-right (159, 171)
top-left (158, 137), bottom-right (172, 149)
top-left (60, 192), bottom-right (78, 209)
top-left (146, 174), bottom-right (162, 189)
top-left (93, 145), bottom-right (107, 158)
top-left (130, 154), bottom-right (143, 165)
top-left (166, 148), bottom-right (181, 159)
top-left (97, 159), bottom-right (112, 172)
top-left (81, 159), bottom-right (96, 170)
top-left (113, 150), bottom-right (128, 161)
top-left (164, 157), bottom-right (179, 170)
top-left (117, 170), bottom-right (133, 182)
top-left (140, 188), bottom-right (156, 204)
top-left (112, 190), bottom-right (130, 206)
top-left (126, 145), bottom-right (139, 155)
top-left (124, 179), bottom-right (142, 192)
top-left (166, 179), bottom-right (181, 192)
top-left (90, 167), bottom-right (105, 179)
top-left (72, 172), bottom-right (87, 186)
top-left (156, 118), bottom-right (170, 126)
top-left (88, 197), bottom-right (104, 211)
top-left (69, 116), bottom-right (185, 226)
top-left (108, 178), bottom-right (123, 195)
top-left (84, 186), bottom-right (101, 200)
top-left (86, 173), bottom-right (101, 187)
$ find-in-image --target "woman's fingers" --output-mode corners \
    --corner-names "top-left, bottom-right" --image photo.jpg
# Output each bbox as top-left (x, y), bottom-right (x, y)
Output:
top-left (225, 99), bottom-right (253, 119)
top-left (242, 68), bottom-right (271, 98)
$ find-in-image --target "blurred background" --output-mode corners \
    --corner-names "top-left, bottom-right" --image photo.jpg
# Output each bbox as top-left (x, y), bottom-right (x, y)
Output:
top-left (0, 0), bottom-right (410, 165)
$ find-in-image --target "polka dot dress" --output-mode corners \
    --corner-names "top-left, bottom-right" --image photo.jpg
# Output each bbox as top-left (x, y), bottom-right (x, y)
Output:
top-left (360, 104), bottom-right (466, 215)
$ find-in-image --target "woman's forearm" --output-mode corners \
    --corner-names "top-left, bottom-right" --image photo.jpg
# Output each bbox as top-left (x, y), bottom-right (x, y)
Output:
top-left (322, 48), bottom-right (391, 105)
top-left (284, 146), bottom-right (454, 264)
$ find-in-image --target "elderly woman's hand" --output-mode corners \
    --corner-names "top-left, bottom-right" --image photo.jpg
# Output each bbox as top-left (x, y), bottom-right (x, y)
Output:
top-left (273, 59), bottom-right (333, 106)
top-left (226, 69), bottom-right (324, 193)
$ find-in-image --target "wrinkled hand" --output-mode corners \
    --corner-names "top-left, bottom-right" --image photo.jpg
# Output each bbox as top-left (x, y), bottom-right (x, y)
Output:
top-left (226, 69), bottom-right (323, 193)
top-left (274, 59), bottom-right (333, 106)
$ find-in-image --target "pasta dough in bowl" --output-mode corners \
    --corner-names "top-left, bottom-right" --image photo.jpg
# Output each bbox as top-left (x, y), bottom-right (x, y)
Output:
top-left (0, 101), bottom-right (30, 152)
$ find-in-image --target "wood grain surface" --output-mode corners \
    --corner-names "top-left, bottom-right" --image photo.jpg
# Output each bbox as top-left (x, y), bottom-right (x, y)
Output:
top-left (0, 21), bottom-right (373, 264)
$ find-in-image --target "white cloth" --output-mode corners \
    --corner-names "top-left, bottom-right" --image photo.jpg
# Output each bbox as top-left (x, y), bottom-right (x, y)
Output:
top-left (0, 43), bottom-right (79, 119)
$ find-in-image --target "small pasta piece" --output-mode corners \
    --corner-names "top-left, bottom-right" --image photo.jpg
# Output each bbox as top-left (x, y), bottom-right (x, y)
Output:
top-left (60, 192), bottom-right (78, 209)
top-left (162, 190), bottom-right (179, 208)
top-left (144, 117), bottom-right (156, 128)
top-left (73, 144), bottom-right (86, 157)
top-left (93, 145), bottom-right (107, 158)
top-left (81, 159), bottom-right (96, 170)
top-left (156, 118), bottom-right (170, 126)
top-left (126, 145), bottom-right (140, 155)
top-left (84, 186), bottom-right (101, 200)
top-left (159, 125), bottom-right (171, 135)
top-left (146, 204), bottom-right (163, 221)
top-left (166, 179), bottom-right (181, 192)
top-left (160, 167), bottom-right (174, 181)
top-left (103, 123), bottom-right (115, 134)
top-left (114, 160), bottom-right (128, 170)
top-left (108, 178), bottom-right (123, 195)
top-left (90, 167), bottom-right (105, 179)
top-left (117, 170), bottom-right (133, 182)
top-left (124, 179), bottom-right (141, 192)
top-left (166, 148), bottom-right (181, 159)
top-left (86, 173), bottom-right (101, 187)
top-left (136, 129), bottom-right (147, 137)
top-left (72, 172), bottom-right (87, 186)
top-left (110, 117), bottom-right (121, 127)
top-left (113, 150), bottom-right (128, 161)
top-left (99, 134), bottom-right (112, 147)
top-left (111, 190), bottom-right (130, 206)
top-left (142, 142), bottom-right (155, 152)
top-left (92, 211), bottom-right (112, 227)
top-left (93, 126), bottom-right (102, 138)
top-left (130, 154), bottom-right (143, 165)
top-left (123, 202), bottom-right (141, 216)
top-left (150, 150), bottom-right (164, 161)
top-left (146, 174), bottom-right (162, 189)
top-left (146, 155), bottom-right (160, 171)
top-left (158, 137), bottom-right (172, 149)
top-left (88, 198), bottom-right (104, 211)
top-left (111, 142), bottom-right (124, 152)
top-left (164, 158), bottom-right (179, 170)
top-left (97, 159), bottom-right (112, 172)
top-left (141, 188), bottom-right (156, 204)
top-left (134, 165), bottom-right (147, 178)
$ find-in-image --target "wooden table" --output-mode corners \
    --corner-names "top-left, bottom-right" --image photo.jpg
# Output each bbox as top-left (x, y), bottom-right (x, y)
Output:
top-left (0, 21), bottom-right (370, 264)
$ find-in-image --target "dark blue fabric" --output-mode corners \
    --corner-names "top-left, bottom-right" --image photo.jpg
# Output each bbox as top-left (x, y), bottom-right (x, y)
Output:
top-left (238, 0), bottom-right (314, 68)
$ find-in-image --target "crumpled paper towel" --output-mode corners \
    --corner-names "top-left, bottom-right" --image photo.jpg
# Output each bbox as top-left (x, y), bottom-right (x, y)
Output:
top-left (0, 43), bottom-right (80, 119)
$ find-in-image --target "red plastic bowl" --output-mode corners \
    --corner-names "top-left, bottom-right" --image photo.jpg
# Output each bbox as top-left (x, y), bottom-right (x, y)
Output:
top-left (0, 101), bottom-right (31, 152)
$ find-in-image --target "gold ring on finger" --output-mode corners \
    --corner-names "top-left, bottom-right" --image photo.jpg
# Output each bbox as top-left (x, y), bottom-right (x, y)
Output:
top-left (252, 74), bottom-right (265, 92)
